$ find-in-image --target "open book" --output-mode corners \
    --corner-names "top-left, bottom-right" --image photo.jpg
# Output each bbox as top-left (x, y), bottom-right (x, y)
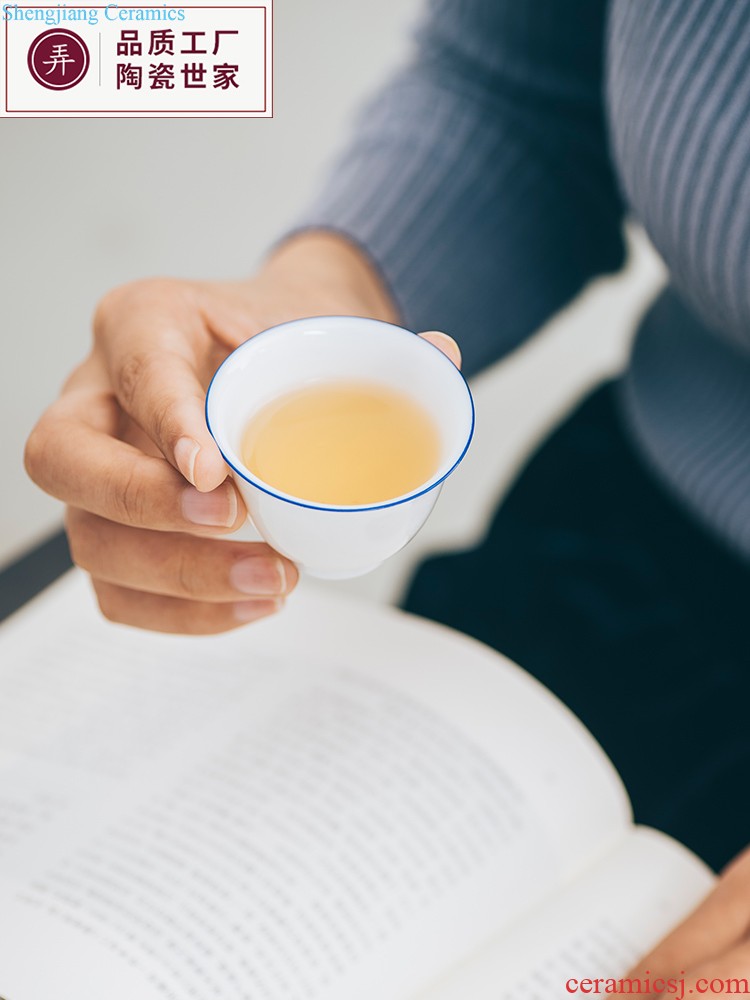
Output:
top-left (0, 571), bottom-right (713, 1000)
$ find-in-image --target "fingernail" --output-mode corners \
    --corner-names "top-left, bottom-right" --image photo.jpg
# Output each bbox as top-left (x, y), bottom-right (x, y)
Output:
top-left (181, 484), bottom-right (237, 527)
top-left (230, 557), bottom-right (286, 596)
top-left (430, 332), bottom-right (462, 365)
top-left (233, 598), bottom-right (282, 623)
top-left (174, 436), bottom-right (200, 486)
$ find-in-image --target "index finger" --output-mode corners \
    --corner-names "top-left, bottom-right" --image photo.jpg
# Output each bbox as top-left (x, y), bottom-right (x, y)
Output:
top-left (26, 388), bottom-right (245, 534)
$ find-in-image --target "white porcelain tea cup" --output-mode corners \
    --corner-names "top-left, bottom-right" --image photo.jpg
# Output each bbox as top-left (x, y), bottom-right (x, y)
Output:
top-left (205, 316), bottom-right (474, 579)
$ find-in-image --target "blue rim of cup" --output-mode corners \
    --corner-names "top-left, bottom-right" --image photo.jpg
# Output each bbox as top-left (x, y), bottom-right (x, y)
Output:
top-left (204, 316), bottom-right (476, 513)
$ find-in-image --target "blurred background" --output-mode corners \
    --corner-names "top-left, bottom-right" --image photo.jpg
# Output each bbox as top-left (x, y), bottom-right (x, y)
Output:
top-left (1, 0), bottom-right (666, 606)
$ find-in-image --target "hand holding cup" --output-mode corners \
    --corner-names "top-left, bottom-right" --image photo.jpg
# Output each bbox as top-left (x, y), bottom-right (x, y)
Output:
top-left (24, 232), bottom-right (463, 634)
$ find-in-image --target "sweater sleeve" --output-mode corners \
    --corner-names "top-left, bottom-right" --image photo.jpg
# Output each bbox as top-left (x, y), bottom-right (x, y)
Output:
top-left (295, 0), bottom-right (626, 376)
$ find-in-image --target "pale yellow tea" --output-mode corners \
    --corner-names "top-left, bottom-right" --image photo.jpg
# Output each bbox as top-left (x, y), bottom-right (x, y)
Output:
top-left (241, 380), bottom-right (441, 505)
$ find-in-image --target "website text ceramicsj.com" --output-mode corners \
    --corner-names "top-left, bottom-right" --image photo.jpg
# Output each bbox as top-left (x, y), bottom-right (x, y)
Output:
top-left (566, 975), bottom-right (750, 998)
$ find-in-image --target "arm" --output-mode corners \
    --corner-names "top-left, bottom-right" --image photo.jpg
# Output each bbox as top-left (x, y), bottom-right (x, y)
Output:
top-left (25, 0), bottom-right (621, 635)
top-left (297, 0), bottom-right (626, 375)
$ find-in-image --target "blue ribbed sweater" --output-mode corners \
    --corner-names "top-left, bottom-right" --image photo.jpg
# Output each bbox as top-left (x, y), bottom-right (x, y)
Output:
top-left (301, 0), bottom-right (750, 559)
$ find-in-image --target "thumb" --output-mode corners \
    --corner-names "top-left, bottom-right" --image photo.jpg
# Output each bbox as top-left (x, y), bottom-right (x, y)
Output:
top-left (106, 344), bottom-right (229, 493)
top-left (94, 286), bottom-right (232, 493)
top-left (143, 354), bottom-right (231, 494)
top-left (418, 331), bottom-right (462, 369)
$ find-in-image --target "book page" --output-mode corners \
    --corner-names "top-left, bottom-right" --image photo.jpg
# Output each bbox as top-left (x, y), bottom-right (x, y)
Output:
top-left (419, 827), bottom-right (714, 1000)
top-left (0, 571), bottom-right (630, 1000)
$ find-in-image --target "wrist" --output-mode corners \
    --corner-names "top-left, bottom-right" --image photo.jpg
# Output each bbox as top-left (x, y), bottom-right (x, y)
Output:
top-left (262, 230), bottom-right (400, 325)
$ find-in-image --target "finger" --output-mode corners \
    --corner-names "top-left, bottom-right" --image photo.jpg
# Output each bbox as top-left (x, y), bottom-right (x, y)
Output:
top-left (67, 508), bottom-right (298, 602)
top-left (92, 580), bottom-right (283, 635)
top-left (27, 403), bottom-right (244, 533)
top-left (629, 850), bottom-right (750, 980)
top-left (641, 939), bottom-right (750, 1000)
top-left (94, 281), bottom-right (228, 492)
top-left (679, 938), bottom-right (750, 997)
top-left (418, 330), bottom-right (462, 369)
